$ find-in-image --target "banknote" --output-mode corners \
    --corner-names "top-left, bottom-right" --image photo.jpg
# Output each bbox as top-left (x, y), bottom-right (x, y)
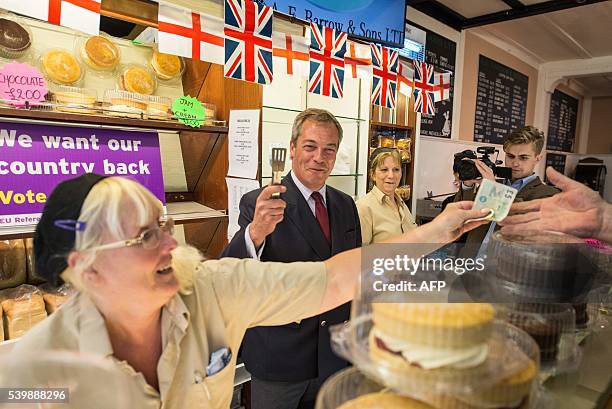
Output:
top-left (472, 179), bottom-right (518, 221)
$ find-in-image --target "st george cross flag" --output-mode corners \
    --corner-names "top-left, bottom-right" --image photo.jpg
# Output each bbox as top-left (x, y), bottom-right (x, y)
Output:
top-left (344, 40), bottom-right (371, 79)
top-left (308, 22), bottom-right (347, 99)
top-left (158, 2), bottom-right (224, 64)
top-left (397, 62), bottom-right (414, 96)
top-left (413, 61), bottom-right (436, 116)
top-left (433, 71), bottom-right (451, 102)
top-left (224, 0), bottom-right (274, 85)
top-left (370, 44), bottom-right (398, 109)
top-left (0, 0), bottom-right (100, 35)
top-left (272, 32), bottom-right (309, 77)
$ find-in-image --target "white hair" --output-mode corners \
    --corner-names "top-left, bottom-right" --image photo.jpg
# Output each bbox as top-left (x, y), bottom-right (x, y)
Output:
top-left (61, 176), bottom-right (202, 294)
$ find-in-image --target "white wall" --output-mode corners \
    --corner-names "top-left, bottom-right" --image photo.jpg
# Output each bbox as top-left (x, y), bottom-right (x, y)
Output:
top-left (416, 137), bottom-right (507, 200)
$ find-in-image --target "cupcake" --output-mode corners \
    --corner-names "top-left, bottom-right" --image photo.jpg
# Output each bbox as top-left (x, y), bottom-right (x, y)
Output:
top-left (0, 17), bottom-right (31, 59)
top-left (81, 35), bottom-right (120, 70)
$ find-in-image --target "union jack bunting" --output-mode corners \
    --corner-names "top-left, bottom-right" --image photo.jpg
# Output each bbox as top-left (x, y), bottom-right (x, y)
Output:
top-left (224, 0), bottom-right (273, 84)
top-left (397, 62), bottom-right (414, 96)
top-left (413, 61), bottom-right (436, 115)
top-left (308, 22), bottom-right (347, 99)
top-left (370, 44), bottom-right (398, 108)
top-left (433, 71), bottom-right (451, 101)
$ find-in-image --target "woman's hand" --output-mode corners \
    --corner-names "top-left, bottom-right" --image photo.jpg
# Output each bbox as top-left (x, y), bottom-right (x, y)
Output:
top-left (422, 201), bottom-right (491, 243)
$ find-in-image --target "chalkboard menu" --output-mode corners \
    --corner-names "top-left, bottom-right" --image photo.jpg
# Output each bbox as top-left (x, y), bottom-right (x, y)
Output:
top-left (420, 30), bottom-right (456, 139)
top-left (474, 55), bottom-right (529, 144)
top-left (545, 153), bottom-right (566, 183)
top-left (546, 89), bottom-right (578, 152)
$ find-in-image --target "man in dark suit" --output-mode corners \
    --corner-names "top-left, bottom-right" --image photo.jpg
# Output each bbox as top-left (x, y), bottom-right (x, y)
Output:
top-left (221, 108), bottom-right (361, 409)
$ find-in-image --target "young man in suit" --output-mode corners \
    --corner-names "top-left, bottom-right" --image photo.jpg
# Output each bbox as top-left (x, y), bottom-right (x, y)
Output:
top-left (221, 108), bottom-right (361, 409)
top-left (454, 125), bottom-right (560, 254)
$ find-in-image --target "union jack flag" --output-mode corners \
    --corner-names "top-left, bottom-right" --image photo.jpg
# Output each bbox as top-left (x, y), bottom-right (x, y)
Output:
top-left (224, 0), bottom-right (273, 84)
top-left (413, 61), bottom-right (436, 116)
top-left (370, 44), bottom-right (398, 109)
top-left (308, 23), bottom-right (347, 99)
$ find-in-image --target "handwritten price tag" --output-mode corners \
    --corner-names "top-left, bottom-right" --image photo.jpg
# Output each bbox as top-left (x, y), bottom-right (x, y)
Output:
top-left (0, 62), bottom-right (48, 107)
top-left (172, 95), bottom-right (205, 128)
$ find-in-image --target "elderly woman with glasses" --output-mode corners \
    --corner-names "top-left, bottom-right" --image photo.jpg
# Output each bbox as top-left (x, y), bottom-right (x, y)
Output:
top-left (10, 173), bottom-right (489, 409)
top-left (357, 148), bottom-right (417, 245)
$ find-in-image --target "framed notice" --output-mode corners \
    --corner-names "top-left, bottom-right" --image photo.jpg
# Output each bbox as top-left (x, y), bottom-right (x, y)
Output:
top-left (474, 55), bottom-right (529, 144)
top-left (544, 153), bottom-right (566, 183)
top-left (546, 89), bottom-right (578, 152)
top-left (420, 30), bottom-right (456, 139)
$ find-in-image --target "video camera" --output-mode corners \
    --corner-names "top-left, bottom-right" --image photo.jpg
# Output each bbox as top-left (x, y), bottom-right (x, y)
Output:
top-left (453, 147), bottom-right (512, 181)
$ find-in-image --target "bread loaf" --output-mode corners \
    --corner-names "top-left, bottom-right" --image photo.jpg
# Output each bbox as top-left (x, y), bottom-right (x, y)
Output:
top-left (25, 238), bottom-right (46, 285)
top-left (0, 240), bottom-right (27, 290)
top-left (0, 285), bottom-right (47, 340)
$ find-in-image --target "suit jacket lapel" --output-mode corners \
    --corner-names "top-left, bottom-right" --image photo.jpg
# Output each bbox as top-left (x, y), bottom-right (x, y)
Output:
top-left (517, 176), bottom-right (542, 199)
top-left (282, 173), bottom-right (331, 260)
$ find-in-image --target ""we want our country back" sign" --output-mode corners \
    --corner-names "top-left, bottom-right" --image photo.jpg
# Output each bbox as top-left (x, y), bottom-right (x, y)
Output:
top-left (0, 121), bottom-right (165, 227)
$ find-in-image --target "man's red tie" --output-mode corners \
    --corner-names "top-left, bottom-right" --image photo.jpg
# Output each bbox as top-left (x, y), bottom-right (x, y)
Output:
top-left (311, 191), bottom-right (330, 243)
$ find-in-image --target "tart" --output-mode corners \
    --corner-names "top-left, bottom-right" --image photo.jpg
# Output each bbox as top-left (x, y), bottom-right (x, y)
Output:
top-left (150, 50), bottom-right (182, 80)
top-left (42, 49), bottom-right (82, 85)
top-left (337, 393), bottom-right (434, 409)
top-left (120, 65), bottom-right (156, 95)
top-left (81, 35), bottom-right (120, 70)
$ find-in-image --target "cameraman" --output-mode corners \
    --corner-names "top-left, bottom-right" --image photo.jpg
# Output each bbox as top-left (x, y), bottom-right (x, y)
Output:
top-left (453, 126), bottom-right (560, 256)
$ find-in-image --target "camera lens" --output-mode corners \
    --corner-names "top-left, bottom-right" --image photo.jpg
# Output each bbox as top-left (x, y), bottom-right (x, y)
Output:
top-left (458, 160), bottom-right (480, 180)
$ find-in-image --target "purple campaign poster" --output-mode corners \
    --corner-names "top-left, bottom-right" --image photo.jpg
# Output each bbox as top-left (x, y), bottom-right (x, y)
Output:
top-left (0, 120), bottom-right (165, 227)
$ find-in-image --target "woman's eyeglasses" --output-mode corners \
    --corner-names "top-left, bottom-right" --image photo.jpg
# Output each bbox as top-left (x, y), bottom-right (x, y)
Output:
top-left (88, 218), bottom-right (175, 252)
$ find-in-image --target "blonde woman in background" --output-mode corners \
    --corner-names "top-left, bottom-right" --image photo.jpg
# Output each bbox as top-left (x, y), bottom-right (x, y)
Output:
top-left (357, 148), bottom-right (417, 245)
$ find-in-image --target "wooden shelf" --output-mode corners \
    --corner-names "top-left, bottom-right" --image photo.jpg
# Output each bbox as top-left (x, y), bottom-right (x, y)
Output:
top-left (0, 202), bottom-right (226, 239)
top-left (0, 108), bottom-right (229, 134)
top-left (166, 201), bottom-right (226, 224)
top-left (370, 121), bottom-right (413, 130)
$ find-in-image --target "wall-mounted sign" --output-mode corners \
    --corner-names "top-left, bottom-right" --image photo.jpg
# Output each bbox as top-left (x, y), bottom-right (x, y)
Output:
top-left (547, 89), bottom-right (578, 153)
top-left (261, 0), bottom-right (406, 47)
top-left (0, 121), bottom-right (164, 227)
top-left (0, 62), bottom-right (48, 107)
top-left (474, 55), bottom-right (528, 145)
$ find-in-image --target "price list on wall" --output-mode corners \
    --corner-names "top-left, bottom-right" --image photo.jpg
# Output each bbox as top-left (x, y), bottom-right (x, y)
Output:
top-left (546, 89), bottom-right (578, 152)
top-left (474, 55), bottom-right (529, 145)
top-left (545, 153), bottom-right (566, 183)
